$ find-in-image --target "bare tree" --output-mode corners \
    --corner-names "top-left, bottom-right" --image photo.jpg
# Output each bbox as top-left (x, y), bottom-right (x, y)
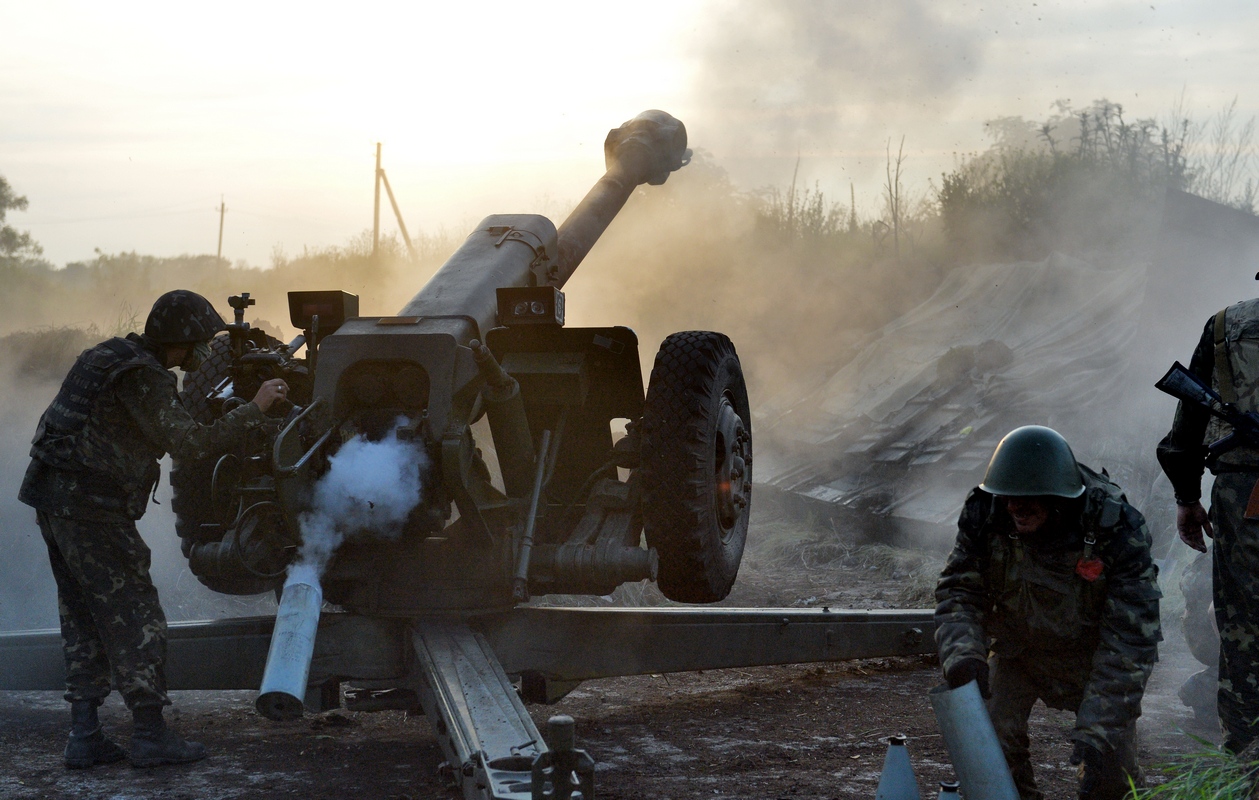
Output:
top-left (1190, 97), bottom-right (1257, 212)
top-left (883, 136), bottom-right (907, 261)
top-left (849, 181), bottom-right (858, 234)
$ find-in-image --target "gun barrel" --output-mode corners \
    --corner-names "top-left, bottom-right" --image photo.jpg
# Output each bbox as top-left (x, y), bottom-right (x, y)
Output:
top-left (550, 110), bottom-right (690, 287)
top-left (393, 112), bottom-right (689, 345)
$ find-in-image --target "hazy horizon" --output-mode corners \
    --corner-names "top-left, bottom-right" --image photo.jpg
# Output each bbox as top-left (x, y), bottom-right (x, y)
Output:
top-left (3, 0), bottom-right (1257, 266)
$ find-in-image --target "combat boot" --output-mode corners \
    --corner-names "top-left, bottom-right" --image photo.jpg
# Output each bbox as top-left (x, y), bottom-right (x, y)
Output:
top-left (129, 705), bottom-right (207, 768)
top-left (64, 699), bottom-right (126, 769)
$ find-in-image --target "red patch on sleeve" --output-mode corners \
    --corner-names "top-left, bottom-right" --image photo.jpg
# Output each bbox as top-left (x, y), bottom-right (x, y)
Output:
top-left (1076, 558), bottom-right (1104, 582)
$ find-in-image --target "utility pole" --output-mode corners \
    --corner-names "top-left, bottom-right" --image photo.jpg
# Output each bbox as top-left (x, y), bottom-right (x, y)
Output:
top-left (216, 196), bottom-right (226, 262)
top-left (371, 143), bottom-right (418, 261)
top-left (372, 142), bottom-right (382, 258)
top-left (379, 169), bottom-right (418, 261)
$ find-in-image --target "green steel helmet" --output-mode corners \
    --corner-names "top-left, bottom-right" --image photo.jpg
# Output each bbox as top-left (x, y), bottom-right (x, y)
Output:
top-left (978, 425), bottom-right (1085, 498)
top-left (144, 290), bottom-right (226, 344)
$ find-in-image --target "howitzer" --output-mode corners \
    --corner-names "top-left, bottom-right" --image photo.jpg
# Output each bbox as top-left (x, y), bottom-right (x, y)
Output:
top-left (0, 112), bottom-right (939, 800)
top-left (1155, 361), bottom-right (1259, 460)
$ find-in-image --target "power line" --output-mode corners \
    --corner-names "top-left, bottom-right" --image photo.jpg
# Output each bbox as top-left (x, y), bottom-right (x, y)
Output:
top-left (24, 203), bottom-right (216, 226)
top-left (229, 206), bottom-right (348, 227)
top-left (27, 203), bottom-right (349, 230)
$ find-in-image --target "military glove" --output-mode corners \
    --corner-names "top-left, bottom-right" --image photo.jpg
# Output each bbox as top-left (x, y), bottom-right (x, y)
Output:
top-left (1069, 740), bottom-right (1104, 798)
top-left (943, 658), bottom-right (990, 699)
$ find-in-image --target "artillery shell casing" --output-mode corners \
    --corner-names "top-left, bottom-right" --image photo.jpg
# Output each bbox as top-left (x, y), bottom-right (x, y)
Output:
top-left (256, 571), bottom-right (323, 720)
top-left (928, 681), bottom-right (1019, 800)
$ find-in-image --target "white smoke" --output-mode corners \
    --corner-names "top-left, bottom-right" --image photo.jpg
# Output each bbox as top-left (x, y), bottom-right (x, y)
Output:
top-left (293, 420), bottom-right (427, 578)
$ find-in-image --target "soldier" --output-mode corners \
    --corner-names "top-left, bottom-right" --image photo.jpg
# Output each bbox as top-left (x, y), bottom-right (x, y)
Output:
top-left (1158, 299), bottom-right (1259, 753)
top-left (18, 290), bottom-right (288, 769)
top-left (935, 426), bottom-right (1162, 800)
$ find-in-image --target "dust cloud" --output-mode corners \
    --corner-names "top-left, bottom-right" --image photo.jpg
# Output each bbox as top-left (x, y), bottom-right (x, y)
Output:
top-left (684, 0), bottom-right (987, 207)
top-left (691, 1), bottom-right (981, 162)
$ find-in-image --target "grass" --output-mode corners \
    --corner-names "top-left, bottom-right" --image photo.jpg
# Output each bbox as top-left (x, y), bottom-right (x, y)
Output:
top-left (1133, 739), bottom-right (1258, 799)
top-left (753, 510), bottom-right (943, 607)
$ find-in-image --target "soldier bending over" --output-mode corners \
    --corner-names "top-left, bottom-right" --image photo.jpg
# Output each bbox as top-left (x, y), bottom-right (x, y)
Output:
top-left (18, 290), bottom-right (288, 768)
top-left (934, 426), bottom-right (1162, 800)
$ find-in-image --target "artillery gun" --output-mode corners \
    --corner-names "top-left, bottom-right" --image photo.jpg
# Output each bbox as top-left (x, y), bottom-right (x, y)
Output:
top-left (175, 111), bottom-right (748, 614)
top-left (0, 112), bottom-right (936, 800)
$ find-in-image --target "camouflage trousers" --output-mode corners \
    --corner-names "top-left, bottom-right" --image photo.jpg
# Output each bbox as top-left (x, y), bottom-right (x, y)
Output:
top-left (987, 654), bottom-right (1140, 800)
top-left (37, 511), bottom-right (170, 709)
top-left (1210, 472), bottom-right (1259, 751)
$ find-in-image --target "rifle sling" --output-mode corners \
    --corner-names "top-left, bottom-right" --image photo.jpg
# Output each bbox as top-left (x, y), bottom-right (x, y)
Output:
top-left (1215, 307), bottom-right (1239, 404)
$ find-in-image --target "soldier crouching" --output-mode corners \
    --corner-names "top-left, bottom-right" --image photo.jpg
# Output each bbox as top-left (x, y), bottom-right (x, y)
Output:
top-left (18, 290), bottom-right (288, 769)
top-left (934, 426), bottom-right (1162, 800)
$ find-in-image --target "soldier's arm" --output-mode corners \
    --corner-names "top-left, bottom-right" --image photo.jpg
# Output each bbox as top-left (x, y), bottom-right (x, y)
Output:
top-left (934, 490), bottom-right (992, 673)
top-left (1073, 506), bottom-right (1162, 754)
top-left (114, 366), bottom-right (267, 462)
top-left (1156, 317), bottom-right (1214, 504)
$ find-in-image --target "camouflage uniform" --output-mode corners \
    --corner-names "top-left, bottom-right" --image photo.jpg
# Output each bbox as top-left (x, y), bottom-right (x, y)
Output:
top-left (19, 332), bottom-right (264, 709)
top-left (1158, 302), bottom-right (1259, 751)
top-left (935, 465), bottom-right (1162, 800)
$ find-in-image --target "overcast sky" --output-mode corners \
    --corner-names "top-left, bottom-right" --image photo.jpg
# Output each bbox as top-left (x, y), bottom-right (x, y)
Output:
top-left (2, 0), bottom-right (1256, 266)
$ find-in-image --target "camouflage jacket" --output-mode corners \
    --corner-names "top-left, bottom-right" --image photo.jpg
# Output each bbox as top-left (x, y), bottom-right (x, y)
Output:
top-left (934, 465), bottom-right (1162, 753)
top-left (1159, 300), bottom-right (1259, 504)
top-left (19, 333), bottom-right (265, 522)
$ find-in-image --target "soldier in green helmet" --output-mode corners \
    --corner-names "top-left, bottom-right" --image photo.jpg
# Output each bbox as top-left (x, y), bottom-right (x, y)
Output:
top-left (18, 290), bottom-right (289, 769)
top-left (935, 425), bottom-right (1162, 800)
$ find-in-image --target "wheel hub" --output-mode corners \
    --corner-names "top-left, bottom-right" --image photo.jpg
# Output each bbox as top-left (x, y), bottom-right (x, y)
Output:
top-left (714, 396), bottom-right (751, 531)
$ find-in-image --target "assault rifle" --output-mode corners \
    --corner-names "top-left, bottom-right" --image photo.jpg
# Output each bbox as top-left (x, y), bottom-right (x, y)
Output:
top-left (1155, 361), bottom-right (1259, 459)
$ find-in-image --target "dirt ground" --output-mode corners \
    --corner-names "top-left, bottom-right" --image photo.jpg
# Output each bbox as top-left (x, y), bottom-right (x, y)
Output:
top-left (0, 512), bottom-right (1220, 800)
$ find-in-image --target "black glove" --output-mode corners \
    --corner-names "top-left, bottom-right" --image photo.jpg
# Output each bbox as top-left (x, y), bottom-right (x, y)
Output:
top-left (943, 657), bottom-right (990, 698)
top-left (1069, 740), bottom-right (1104, 798)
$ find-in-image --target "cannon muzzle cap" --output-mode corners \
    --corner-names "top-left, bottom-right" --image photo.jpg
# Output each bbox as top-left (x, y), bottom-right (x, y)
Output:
top-left (605, 110), bottom-right (691, 186)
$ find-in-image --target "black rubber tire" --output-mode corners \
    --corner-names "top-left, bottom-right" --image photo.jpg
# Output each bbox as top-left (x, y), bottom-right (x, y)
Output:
top-left (641, 331), bottom-right (752, 603)
top-left (171, 333), bottom-right (275, 595)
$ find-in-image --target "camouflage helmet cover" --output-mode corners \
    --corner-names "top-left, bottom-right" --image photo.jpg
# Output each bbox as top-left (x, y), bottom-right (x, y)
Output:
top-left (144, 290), bottom-right (226, 343)
top-left (979, 425), bottom-right (1085, 498)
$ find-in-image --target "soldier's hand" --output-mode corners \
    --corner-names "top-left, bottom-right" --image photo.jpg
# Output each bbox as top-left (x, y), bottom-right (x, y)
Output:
top-left (944, 657), bottom-right (990, 698)
top-left (1069, 740), bottom-right (1104, 798)
top-left (1177, 502), bottom-right (1213, 553)
top-left (252, 379), bottom-right (289, 413)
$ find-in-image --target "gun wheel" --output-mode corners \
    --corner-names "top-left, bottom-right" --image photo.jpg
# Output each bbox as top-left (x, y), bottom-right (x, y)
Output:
top-left (641, 331), bottom-right (751, 603)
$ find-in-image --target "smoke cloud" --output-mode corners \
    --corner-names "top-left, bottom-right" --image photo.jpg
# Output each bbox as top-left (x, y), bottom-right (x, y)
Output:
top-left (294, 421), bottom-right (427, 577)
top-left (691, 1), bottom-right (982, 174)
